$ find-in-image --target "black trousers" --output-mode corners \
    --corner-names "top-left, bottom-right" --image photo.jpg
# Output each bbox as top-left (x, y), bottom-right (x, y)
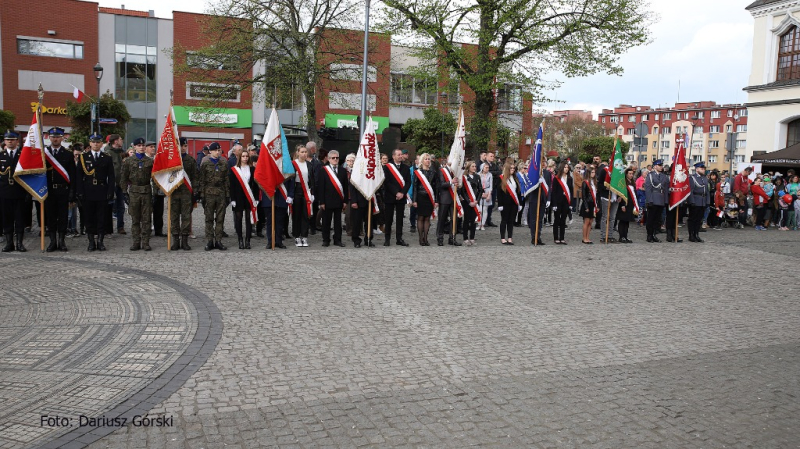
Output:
top-left (436, 202), bottom-right (454, 240)
top-left (264, 206), bottom-right (286, 246)
top-left (688, 205), bottom-right (704, 235)
top-left (618, 220), bottom-right (630, 239)
top-left (322, 206), bottom-right (343, 243)
top-left (350, 204), bottom-right (372, 244)
top-left (666, 207), bottom-right (678, 240)
top-left (755, 206), bottom-right (766, 227)
top-left (462, 200), bottom-right (476, 240)
top-left (552, 206), bottom-right (568, 241)
top-left (153, 195), bottom-right (165, 235)
top-left (45, 192), bottom-right (70, 233)
top-left (528, 193), bottom-right (546, 241)
top-left (291, 201), bottom-right (310, 238)
top-left (1, 197), bottom-right (25, 235)
top-left (500, 206), bottom-right (516, 239)
top-left (233, 206), bottom-right (252, 239)
top-left (383, 201), bottom-right (405, 241)
top-left (83, 199), bottom-right (107, 235)
top-left (646, 204), bottom-right (664, 238)
top-left (256, 206), bottom-right (265, 234)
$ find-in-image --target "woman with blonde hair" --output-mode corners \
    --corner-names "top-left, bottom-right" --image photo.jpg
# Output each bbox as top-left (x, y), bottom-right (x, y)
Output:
top-left (411, 153), bottom-right (438, 246)
top-left (291, 145), bottom-right (314, 247)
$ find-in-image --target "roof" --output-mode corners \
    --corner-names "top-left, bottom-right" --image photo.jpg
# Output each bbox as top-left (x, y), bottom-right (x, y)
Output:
top-left (746, 0), bottom-right (786, 10)
top-left (744, 78), bottom-right (800, 92)
top-left (99, 7), bottom-right (150, 17)
top-left (750, 142), bottom-right (800, 166)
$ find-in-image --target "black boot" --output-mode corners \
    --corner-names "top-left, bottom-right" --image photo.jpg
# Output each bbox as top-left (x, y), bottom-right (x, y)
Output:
top-left (688, 232), bottom-right (696, 242)
top-left (46, 232), bottom-right (58, 252)
top-left (15, 234), bottom-right (26, 252)
top-left (2, 233), bottom-right (14, 252)
top-left (58, 232), bottom-right (68, 252)
top-left (181, 235), bottom-right (191, 251)
top-left (245, 237), bottom-right (251, 249)
top-left (238, 237), bottom-right (245, 249)
top-left (170, 235), bottom-right (180, 250)
top-left (215, 240), bottom-right (227, 250)
top-left (205, 240), bottom-right (214, 251)
top-left (97, 234), bottom-right (106, 251)
top-left (694, 232), bottom-right (704, 243)
top-left (87, 234), bottom-right (97, 252)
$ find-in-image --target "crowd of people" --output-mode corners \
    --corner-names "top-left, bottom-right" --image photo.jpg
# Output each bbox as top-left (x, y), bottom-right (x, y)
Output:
top-left (1, 128), bottom-right (798, 253)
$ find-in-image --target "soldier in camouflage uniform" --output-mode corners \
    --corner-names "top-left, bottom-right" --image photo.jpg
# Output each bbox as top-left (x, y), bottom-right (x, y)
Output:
top-left (170, 137), bottom-right (197, 250)
top-left (119, 138), bottom-right (154, 251)
top-left (197, 142), bottom-right (229, 250)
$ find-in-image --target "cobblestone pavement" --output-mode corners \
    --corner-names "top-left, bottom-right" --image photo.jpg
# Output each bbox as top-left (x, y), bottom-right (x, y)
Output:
top-left (1, 210), bottom-right (798, 448)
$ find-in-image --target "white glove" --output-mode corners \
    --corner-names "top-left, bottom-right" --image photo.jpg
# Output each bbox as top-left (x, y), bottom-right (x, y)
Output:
top-left (286, 197), bottom-right (294, 204)
top-left (231, 201), bottom-right (237, 208)
top-left (498, 206), bottom-right (504, 211)
top-left (518, 206), bottom-right (523, 212)
top-left (546, 201), bottom-right (551, 208)
top-left (553, 206), bottom-right (557, 211)
top-left (310, 195), bottom-right (315, 203)
top-left (254, 201), bottom-right (259, 207)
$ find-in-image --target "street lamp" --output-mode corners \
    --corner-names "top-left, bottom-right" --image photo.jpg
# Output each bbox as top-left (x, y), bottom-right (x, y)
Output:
top-left (93, 62), bottom-right (103, 135)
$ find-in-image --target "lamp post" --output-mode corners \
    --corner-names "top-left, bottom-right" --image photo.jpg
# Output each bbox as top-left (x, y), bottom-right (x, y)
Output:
top-left (93, 62), bottom-right (103, 135)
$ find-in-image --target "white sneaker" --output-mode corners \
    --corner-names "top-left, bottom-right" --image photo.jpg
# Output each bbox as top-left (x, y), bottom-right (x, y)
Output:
top-left (295, 238), bottom-right (301, 247)
top-left (301, 238), bottom-right (308, 247)
top-left (374, 229), bottom-right (383, 235)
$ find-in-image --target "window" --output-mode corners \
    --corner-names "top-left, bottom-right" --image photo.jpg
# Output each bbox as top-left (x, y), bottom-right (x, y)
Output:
top-left (709, 125), bottom-right (720, 133)
top-left (726, 125), bottom-right (732, 133)
top-left (739, 109), bottom-right (748, 117)
top-left (777, 26), bottom-right (800, 81)
top-left (628, 115), bottom-right (636, 122)
top-left (735, 155), bottom-right (745, 163)
top-left (736, 124), bottom-right (747, 132)
top-left (694, 126), bottom-right (704, 134)
top-left (655, 114), bottom-right (660, 120)
top-left (601, 117), bottom-right (606, 123)
top-left (736, 140), bottom-right (747, 149)
top-left (276, 83), bottom-right (302, 110)
top-left (642, 114), bottom-right (649, 121)
top-left (662, 127), bottom-right (671, 135)
top-left (627, 154), bottom-right (634, 162)
top-left (709, 140), bottom-right (720, 148)
top-left (652, 141), bottom-right (657, 149)
top-left (17, 37), bottom-right (83, 59)
top-left (390, 73), bottom-right (437, 105)
top-left (711, 111), bottom-right (721, 119)
top-left (788, 118), bottom-right (800, 147)
top-left (652, 155), bottom-right (657, 162)
top-left (698, 111), bottom-right (704, 119)
top-left (709, 155), bottom-right (717, 163)
top-left (727, 110), bottom-right (734, 117)
top-left (692, 155), bottom-right (702, 163)
top-left (116, 44), bottom-right (158, 102)
top-left (497, 84), bottom-right (522, 112)
top-left (663, 113), bottom-right (671, 120)
top-left (627, 128), bottom-right (635, 135)
top-left (661, 141), bottom-right (670, 149)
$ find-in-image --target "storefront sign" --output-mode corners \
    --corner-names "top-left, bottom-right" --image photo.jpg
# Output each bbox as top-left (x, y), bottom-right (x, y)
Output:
top-left (188, 111), bottom-right (238, 125)
top-left (30, 102), bottom-right (67, 115)
top-left (324, 114), bottom-right (389, 134)
top-left (173, 106), bottom-right (252, 129)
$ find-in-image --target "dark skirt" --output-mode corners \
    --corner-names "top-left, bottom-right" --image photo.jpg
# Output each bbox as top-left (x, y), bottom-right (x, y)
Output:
top-left (416, 194), bottom-right (435, 218)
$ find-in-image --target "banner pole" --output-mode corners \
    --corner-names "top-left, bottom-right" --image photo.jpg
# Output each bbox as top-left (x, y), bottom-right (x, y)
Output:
top-left (167, 194), bottom-right (172, 250)
top-left (675, 205), bottom-right (680, 244)
top-left (40, 201), bottom-right (45, 251)
top-left (534, 188), bottom-right (541, 246)
top-left (451, 195), bottom-right (457, 241)
top-left (271, 198), bottom-right (275, 250)
top-left (367, 199), bottom-right (372, 244)
top-left (605, 191), bottom-right (612, 244)
top-left (37, 85), bottom-right (46, 252)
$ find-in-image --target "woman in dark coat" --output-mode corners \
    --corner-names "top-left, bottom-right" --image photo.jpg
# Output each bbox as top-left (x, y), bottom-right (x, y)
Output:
top-left (411, 153), bottom-right (438, 246)
top-left (229, 149), bottom-right (258, 249)
top-left (579, 165), bottom-right (597, 244)
top-left (551, 161), bottom-right (573, 244)
top-left (616, 168), bottom-right (638, 243)
top-left (460, 161), bottom-right (482, 246)
top-left (497, 162), bottom-right (522, 245)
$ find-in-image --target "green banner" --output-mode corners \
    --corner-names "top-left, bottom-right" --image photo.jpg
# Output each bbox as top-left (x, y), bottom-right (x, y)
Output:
top-left (173, 106), bottom-right (252, 128)
top-left (325, 114), bottom-right (389, 134)
top-left (607, 138), bottom-right (628, 203)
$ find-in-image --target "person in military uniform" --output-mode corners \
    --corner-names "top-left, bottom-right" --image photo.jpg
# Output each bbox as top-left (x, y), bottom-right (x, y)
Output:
top-left (0, 131), bottom-right (27, 252)
top-left (44, 127), bottom-right (75, 252)
top-left (74, 133), bottom-right (115, 251)
top-left (120, 138), bottom-right (154, 251)
top-left (197, 142), bottom-right (229, 250)
top-left (170, 137), bottom-right (196, 250)
top-left (644, 159), bottom-right (668, 243)
top-left (687, 162), bottom-right (709, 243)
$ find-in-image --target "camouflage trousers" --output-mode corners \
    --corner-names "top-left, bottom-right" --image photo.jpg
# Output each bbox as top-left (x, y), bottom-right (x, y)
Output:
top-left (129, 192), bottom-right (152, 244)
top-left (170, 192), bottom-right (193, 236)
top-left (203, 195), bottom-right (227, 240)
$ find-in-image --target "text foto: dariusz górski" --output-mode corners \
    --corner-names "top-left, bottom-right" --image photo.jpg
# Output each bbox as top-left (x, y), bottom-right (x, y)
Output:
top-left (41, 414), bottom-right (174, 427)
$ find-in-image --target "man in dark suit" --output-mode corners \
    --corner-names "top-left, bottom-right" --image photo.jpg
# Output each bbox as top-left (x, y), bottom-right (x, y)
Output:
top-left (0, 131), bottom-right (27, 252)
top-left (382, 149), bottom-right (411, 246)
top-left (316, 150), bottom-right (349, 247)
top-left (74, 133), bottom-right (115, 251)
top-left (44, 127), bottom-right (76, 252)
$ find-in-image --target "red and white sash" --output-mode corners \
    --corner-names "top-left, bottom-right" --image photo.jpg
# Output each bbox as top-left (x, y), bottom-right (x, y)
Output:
top-left (292, 160), bottom-right (313, 216)
top-left (415, 170), bottom-right (436, 218)
top-left (554, 175), bottom-right (571, 205)
top-left (45, 147), bottom-right (70, 184)
top-left (440, 167), bottom-right (463, 218)
top-left (462, 175), bottom-right (481, 222)
top-left (324, 165), bottom-right (344, 200)
top-left (505, 178), bottom-right (520, 207)
top-left (232, 166), bottom-right (258, 223)
top-left (627, 184), bottom-right (639, 214)
top-left (386, 162), bottom-right (405, 188)
top-left (587, 181), bottom-right (598, 214)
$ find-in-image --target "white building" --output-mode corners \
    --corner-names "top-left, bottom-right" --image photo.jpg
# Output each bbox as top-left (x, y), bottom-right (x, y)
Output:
top-left (744, 0), bottom-right (800, 158)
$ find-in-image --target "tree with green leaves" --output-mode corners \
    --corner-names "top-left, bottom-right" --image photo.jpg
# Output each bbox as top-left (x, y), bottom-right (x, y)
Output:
top-left (65, 93), bottom-right (130, 144)
top-left (0, 110), bottom-right (15, 135)
top-left (402, 107), bottom-right (457, 158)
top-left (541, 115), bottom-right (605, 158)
top-left (579, 136), bottom-right (628, 163)
top-left (378, 0), bottom-right (652, 154)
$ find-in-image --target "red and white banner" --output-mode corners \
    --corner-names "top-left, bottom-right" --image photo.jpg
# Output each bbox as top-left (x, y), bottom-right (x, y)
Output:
top-left (415, 170), bottom-right (436, 218)
top-left (462, 175), bottom-right (481, 222)
top-left (350, 119), bottom-right (385, 200)
top-left (232, 166), bottom-right (258, 223)
top-left (152, 107), bottom-right (186, 194)
top-left (324, 165), bottom-right (344, 200)
top-left (447, 108), bottom-right (466, 180)
top-left (255, 108), bottom-right (293, 198)
top-left (292, 160), bottom-right (313, 216)
top-left (440, 167), bottom-right (463, 218)
top-left (669, 135), bottom-right (690, 210)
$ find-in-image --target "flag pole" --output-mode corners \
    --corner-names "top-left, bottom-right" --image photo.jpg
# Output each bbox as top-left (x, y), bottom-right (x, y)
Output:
top-left (605, 134), bottom-right (617, 245)
top-left (534, 188), bottom-right (541, 246)
top-left (674, 204), bottom-right (680, 244)
top-left (167, 195), bottom-right (172, 250)
top-left (37, 84), bottom-right (46, 252)
top-left (367, 199), bottom-right (372, 245)
top-left (451, 188), bottom-right (457, 241)
top-left (271, 199), bottom-right (275, 250)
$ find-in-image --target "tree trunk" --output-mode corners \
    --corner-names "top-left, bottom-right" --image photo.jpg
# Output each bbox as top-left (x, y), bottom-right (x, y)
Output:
top-left (302, 81), bottom-right (318, 144)
top-left (470, 4), bottom-right (496, 157)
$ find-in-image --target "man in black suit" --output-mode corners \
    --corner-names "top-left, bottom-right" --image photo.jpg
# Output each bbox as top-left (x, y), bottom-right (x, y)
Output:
top-left (0, 131), bottom-right (27, 252)
top-left (74, 133), bottom-right (115, 251)
top-left (44, 127), bottom-right (75, 252)
top-left (316, 150), bottom-right (349, 247)
top-left (382, 148), bottom-right (411, 246)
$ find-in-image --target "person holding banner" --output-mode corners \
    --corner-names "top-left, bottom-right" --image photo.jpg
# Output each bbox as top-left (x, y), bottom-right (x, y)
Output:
top-left (382, 149), bottom-right (411, 247)
top-left (617, 168), bottom-right (638, 243)
top-left (435, 165), bottom-right (461, 246)
top-left (551, 161), bottom-right (573, 245)
top-left (229, 149), bottom-right (258, 249)
top-left (687, 162), bottom-right (709, 243)
top-left (119, 137), bottom-right (154, 251)
top-left (579, 165), bottom-right (598, 244)
top-left (197, 142), bottom-right (230, 251)
top-left (645, 159), bottom-right (668, 243)
top-left (169, 138), bottom-right (196, 250)
top-left (527, 154), bottom-right (551, 246)
top-left (497, 162), bottom-right (521, 245)
top-left (0, 131), bottom-right (25, 252)
top-left (291, 145), bottom-right (314, 247)
top-left (461, 161), bottom-right (482, 246)
top-left (411, 153), bottom-right (437, 246)
top-left (316, 150), bottom-right (349, 247)
top-left (262, 178), bottom-right (293, 249)
top-left (44, 127), bottom-right (75, 252)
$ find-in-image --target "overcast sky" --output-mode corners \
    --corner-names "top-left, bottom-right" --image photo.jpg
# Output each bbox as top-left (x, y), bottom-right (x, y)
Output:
top-left (99, 0), bottom-right (756, 117)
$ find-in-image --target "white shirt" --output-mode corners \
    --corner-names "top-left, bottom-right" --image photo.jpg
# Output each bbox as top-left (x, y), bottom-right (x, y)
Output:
top-left (295, 160), bottom-right (308, 183)
top-left (507, 177), bottom-right (517, 192)
top-left (238, 166), bottom-right (251, 185)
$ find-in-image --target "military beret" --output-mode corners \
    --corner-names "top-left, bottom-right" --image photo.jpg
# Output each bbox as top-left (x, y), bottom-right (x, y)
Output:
top-left (202, 145), bottom-right (209, 152)
top-left (208, 142), bottom-right (221, 151)
top-left (88, 133), bottom-right (103, 142)
top-left (653, 159), bottom-right (664, 166)
top-left (133, 137), bottom-right (146, 146)
top-left (3, 131), bottom-right (19, 139)
top-left (179, 137), bottom-right (188, 145)
top-left (145, 141), bottom-right (156, 147)
top-left (694, 161), bottom-right (706, 169)
top-left (47, 127), bottom-right (65, 136)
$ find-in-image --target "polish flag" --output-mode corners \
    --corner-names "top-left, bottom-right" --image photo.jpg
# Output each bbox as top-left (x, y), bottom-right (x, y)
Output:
top-left (71, 85), bottom-right (85, 103)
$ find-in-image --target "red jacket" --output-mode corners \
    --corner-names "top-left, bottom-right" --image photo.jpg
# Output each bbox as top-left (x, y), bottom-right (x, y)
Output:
top-left (733, 174), bottom-right (751, 196)
top-left (751, 184), bottom-right (770, 206)
top-left (715, 182), bottom-right (725, 208)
